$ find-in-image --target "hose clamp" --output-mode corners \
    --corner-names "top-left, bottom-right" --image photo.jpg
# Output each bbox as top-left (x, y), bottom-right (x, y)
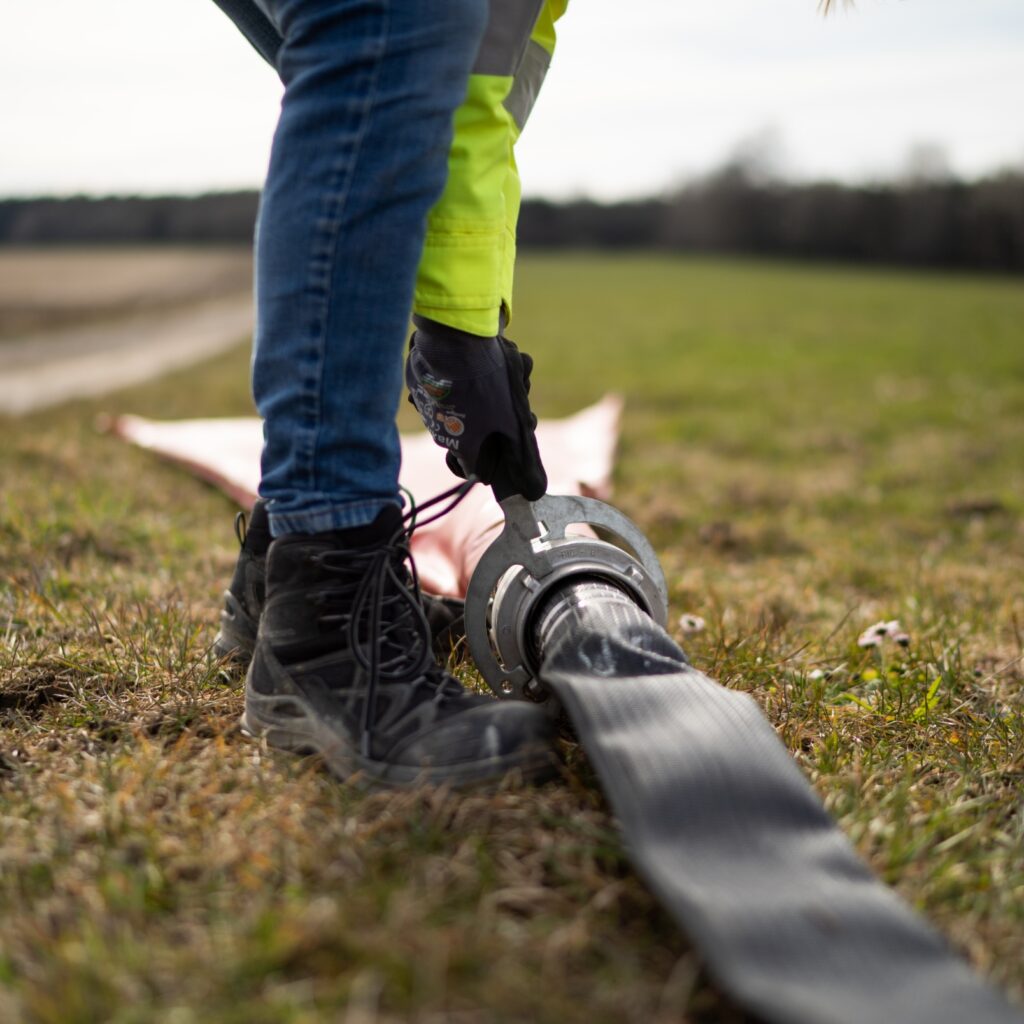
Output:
top-left (465, 494), bottom-right (669, 703)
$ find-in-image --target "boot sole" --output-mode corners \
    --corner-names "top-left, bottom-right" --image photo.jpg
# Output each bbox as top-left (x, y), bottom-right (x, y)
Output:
top-left (240, 668), bottom-right (557, 791)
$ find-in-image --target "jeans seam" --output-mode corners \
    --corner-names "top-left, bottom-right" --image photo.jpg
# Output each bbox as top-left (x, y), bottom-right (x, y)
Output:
top-left (304, 2), bottom-right (390, 502)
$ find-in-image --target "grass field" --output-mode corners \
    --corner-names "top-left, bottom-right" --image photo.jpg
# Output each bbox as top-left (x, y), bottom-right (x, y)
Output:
top-left (1, 253), bottom-right (1023, 1023)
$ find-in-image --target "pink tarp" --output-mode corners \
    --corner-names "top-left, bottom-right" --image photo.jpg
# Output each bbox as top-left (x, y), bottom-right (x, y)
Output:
top-left (113, 395), bottom-right (622, 598)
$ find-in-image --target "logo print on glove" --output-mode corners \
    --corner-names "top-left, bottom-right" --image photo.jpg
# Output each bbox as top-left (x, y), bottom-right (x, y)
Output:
top-left (438, 413), bottom-right (465, 437)
top-left (420, 374), bottom-right (452, 401)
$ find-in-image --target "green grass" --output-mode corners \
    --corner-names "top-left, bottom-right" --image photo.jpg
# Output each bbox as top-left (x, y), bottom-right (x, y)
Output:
top-left (2, 254), bottom-right (1023, 1022)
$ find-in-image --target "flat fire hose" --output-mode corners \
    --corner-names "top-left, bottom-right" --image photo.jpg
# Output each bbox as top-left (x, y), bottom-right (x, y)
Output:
top-left (465, 495), bottom-right (1022, 1024)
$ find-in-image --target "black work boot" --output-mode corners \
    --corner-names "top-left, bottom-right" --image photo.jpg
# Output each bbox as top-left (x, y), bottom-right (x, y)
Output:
top-left (215, 500), bottom-right (466, 668)
top-left (241, 507), bottom-right (556, 788)
top-left (214, 499), bottom-right (271, 664)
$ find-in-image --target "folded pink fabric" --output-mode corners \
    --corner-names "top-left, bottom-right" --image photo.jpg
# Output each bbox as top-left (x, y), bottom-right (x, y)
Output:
top-left (113, 395), bottom-right (622, 598)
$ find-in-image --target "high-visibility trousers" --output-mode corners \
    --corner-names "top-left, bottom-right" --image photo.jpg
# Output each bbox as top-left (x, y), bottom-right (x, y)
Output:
top-left (414, 0), bottom-right (569, 336)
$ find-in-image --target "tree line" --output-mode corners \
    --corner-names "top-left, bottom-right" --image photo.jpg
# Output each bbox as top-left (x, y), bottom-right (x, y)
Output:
top-left (2, 171), bottom-right (1022, 272)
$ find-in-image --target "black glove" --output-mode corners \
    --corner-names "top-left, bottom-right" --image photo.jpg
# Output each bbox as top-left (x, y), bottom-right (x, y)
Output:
top-left (405, 319), bottom-right (548, 501)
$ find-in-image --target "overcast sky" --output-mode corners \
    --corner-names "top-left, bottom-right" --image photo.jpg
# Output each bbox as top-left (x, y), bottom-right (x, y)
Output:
top-left (3, 0), bottom-right (1023, 199)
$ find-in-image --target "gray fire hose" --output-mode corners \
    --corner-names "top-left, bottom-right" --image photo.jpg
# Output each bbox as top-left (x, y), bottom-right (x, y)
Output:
top-left (465, 494), bottom-right (1022, 1024)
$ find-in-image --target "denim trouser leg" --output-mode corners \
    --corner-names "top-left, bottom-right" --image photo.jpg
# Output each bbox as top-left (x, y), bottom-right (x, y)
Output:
top-left (240, 0), bottom-right (487, 536)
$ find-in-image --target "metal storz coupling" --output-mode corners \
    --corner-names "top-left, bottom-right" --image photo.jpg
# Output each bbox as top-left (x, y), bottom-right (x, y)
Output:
top-left (465, 493), bottom-right (669, 705)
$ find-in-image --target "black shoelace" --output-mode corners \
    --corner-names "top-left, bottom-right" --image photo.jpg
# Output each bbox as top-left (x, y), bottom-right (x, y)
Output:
top-left (315, 477), bottom-right (479, 758)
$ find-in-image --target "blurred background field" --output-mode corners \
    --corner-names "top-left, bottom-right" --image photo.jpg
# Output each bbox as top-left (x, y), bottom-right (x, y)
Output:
top-left (0, 246), bottom-right (251, 339)
top-left (1, 250), bottom-right (1021, 1022)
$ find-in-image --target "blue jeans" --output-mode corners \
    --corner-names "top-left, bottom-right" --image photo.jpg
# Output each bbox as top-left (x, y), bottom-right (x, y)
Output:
top-left (216, 0), bottom-right (488, 536)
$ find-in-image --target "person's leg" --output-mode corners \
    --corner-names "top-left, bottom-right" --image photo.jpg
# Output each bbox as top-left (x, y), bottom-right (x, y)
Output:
top-left (413, 0), bottom-right (569, 337)
top-left (251, 0), bottom-right (488, 536)
top-left (209, 0), bottom-right (465, 661)
top-left (212, 0), bottom-right (555, 784)
top-left (211, 0), bottom-right (487, 663)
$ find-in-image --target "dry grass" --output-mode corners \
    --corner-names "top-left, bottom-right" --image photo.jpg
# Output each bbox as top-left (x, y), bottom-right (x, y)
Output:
top-left (1, 252), bottom-right (1023, 1022)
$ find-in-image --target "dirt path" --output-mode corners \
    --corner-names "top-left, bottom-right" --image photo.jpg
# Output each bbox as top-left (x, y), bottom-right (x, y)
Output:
top-left (0, 247), bottom-right (253, 338)
top-left (0, 295), bottom-right (253, 416)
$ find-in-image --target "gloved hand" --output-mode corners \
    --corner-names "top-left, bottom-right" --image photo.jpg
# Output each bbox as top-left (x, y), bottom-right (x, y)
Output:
top-left (405, 318), bottom-right (548, 501)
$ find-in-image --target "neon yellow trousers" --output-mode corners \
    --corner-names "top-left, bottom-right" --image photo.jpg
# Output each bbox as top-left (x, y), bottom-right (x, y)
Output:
top-left (413, 0), bottom-right (568, 337)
